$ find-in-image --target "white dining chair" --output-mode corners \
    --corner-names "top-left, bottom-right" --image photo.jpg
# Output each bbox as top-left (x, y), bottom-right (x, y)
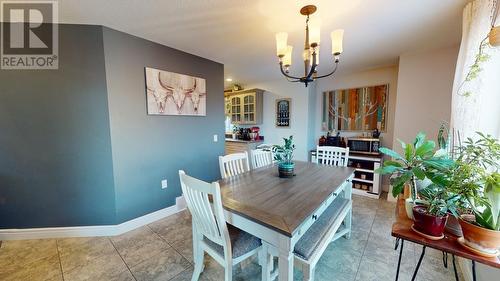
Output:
top-left (219, 152), bottom-right (250, 179)
top-left (179, 170), bottom-right (264, 281)
top-left (315, 146), bottom-right (350, 167)
top-left (250, 149), bottom-right (273, 169)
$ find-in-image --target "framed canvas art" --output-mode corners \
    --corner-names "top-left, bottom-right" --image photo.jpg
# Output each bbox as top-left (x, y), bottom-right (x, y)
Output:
top-left (322, 84), bottom-right (388, 131)
top-left (145, 67), bottom-right (206, 116)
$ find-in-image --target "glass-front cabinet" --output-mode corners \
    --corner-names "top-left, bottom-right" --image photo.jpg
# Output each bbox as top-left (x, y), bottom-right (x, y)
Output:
top-left (230, 96), bottom-right (241, 123)
top-left (224, 89), bottom-right (264, 125)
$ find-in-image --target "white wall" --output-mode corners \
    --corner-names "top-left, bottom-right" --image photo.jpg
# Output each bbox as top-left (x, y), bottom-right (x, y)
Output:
top-left (244, 79), bottom-right (311, 161)
top-left (392, 45), bottom-right (459, 150)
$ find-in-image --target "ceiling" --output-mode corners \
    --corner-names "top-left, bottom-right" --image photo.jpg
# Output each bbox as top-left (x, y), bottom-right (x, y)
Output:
top-left (58, 0), bottom-right (468, 87)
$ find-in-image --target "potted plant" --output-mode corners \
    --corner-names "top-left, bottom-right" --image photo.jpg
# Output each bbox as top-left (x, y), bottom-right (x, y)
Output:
top-left (446, 133), bottom-right (500, 256)
top-left (376, 132), bottom-right (454, 219)
top-left (412, 184), bottom-right (459, 239)
top-left (272, 136), bottom-right (296, 178)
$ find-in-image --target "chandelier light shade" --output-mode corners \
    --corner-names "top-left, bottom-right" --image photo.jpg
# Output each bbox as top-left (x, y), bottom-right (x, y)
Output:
top-left (331, 29), bottom-right (344, 55)
top-left (283, 45), bottom-right (293, 66)
top-left (276, 32), bottom-right (288, 56)
top-left (275, 5), bottom-right (344, 87)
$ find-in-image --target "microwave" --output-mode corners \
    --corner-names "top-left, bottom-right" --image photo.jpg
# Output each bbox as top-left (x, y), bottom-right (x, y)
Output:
top-left (347, 138), bottom-right (381, 155)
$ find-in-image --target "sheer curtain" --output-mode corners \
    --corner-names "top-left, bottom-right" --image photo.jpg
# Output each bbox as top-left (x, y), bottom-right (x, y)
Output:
top-left (452, 1), bottom-right (499, 279)
top-left (451, 0), bottom-right (500, 140)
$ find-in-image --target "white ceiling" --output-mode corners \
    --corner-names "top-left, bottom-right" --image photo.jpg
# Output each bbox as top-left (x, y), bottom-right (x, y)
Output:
top-left (59, 0), bottom-right (467, 87)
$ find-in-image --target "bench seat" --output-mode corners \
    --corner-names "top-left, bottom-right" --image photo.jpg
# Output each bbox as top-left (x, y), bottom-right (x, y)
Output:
top-left (294, 198), bottom-right (350, 260)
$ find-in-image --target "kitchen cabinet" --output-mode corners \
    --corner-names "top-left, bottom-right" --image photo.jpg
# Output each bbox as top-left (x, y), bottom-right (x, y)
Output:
top-left (225, 139), bottom-right (263, 155)
top-left (224, 89), bottom-right (264, 125)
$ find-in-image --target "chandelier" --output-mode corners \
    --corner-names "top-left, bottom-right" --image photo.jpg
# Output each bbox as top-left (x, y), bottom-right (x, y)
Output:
top-left (275, 5), bottom-right (344, 87)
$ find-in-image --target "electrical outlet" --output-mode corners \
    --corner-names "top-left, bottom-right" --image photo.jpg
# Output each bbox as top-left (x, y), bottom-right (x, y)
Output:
top-left (213, 134), bottom-right (218, 142)
top-left (161, 179), bottom-right (168, 189)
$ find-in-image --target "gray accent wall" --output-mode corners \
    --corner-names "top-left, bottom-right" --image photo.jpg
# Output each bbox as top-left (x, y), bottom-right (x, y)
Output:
top-left (0, 24), bottom-right (225, 228)
top-left (102, 27), bottom-right (225, 223)
top-left (0, 25), bottom-right (116, 228)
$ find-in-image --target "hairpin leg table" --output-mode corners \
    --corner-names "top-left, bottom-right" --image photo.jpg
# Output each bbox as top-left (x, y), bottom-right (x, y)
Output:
top-left (391, 199), bottom-right (499, 281)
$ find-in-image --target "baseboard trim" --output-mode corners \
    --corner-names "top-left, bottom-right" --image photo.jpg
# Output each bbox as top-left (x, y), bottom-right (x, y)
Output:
top-left (0, 196), bottom-right (186, 241)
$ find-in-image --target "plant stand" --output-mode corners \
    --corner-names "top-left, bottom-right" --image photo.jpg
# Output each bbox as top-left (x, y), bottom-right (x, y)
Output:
top-left (392, 199), bottom-right (499, 281)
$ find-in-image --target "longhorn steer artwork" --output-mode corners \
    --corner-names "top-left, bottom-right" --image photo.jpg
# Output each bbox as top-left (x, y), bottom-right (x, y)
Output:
top-left (145, 67), bottom-right (206, 116)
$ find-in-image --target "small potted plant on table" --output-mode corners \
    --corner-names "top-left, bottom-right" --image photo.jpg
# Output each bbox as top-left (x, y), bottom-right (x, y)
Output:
top-left (446, 133), bottom-right (500, 257)
top-left (376, 132), bottom-right (454, 219)
top-left (412, 184), bottom-right (459, 239)
top-left (272, 136), bottom-right (296, 178)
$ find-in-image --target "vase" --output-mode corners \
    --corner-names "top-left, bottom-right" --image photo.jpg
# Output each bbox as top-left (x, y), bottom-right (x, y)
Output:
top-left (459, 215), bottom-right (500, 256)
top-left (445, 215), bottom-right (463, 237)
top-left (412, 205), bottom-right (448, 238)
top-left (404, 198), bottom-right (425, 220)
top-left (278, 162), bottom-right (295, 178)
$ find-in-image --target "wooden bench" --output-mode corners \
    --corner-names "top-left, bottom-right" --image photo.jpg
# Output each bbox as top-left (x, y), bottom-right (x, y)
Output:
top-left (261, 179), bottom-right (353, 281)
top-left (293, 196), bottom-right (352, 281)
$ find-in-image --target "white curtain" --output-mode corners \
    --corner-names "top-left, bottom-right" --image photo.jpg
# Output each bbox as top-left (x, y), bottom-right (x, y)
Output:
top-left (451, 0), bottom-right (500, 140)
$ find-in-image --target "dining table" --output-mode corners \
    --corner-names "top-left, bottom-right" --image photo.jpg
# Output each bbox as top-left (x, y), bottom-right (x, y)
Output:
top-left (218, 160), bottom-right (355, 281)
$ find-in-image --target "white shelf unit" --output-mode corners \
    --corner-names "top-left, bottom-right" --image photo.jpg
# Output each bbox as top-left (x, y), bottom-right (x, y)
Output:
top-left (311, 150), bottom-right (383, 199)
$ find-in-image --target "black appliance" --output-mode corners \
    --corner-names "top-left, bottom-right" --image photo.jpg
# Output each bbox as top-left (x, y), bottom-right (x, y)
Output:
top-left (347, 138), bottom-right (381, 155)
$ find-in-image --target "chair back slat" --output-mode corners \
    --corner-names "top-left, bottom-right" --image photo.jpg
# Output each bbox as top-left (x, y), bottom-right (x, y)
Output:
top-left (219, 152), bottom-right (250, 179)
top-left (179, 170), bottom-right (230, 246)
top-left (250, 149), bottom-right (273, 169)
top-left (316, 146), bottom-right (350, 167)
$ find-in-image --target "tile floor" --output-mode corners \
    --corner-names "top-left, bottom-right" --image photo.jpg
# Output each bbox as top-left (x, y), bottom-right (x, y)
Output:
top-left (0, 194), bottom-right (461, 281)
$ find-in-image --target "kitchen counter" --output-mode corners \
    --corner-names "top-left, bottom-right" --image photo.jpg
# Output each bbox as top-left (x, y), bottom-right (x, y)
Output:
top-left (225, 139), bottom-right (263, 155)
top-left (225, 138), bottom-right (263, 144)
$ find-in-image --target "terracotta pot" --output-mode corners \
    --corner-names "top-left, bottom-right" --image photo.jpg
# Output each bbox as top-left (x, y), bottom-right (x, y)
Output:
top-left (445, 215), bottom-right (463, 237)
top-left (459, 215), bottom-right (500, 254)
top-left (413, 206), bottom-right (449, 237)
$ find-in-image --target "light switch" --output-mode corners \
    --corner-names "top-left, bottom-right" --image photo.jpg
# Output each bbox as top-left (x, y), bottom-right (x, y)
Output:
top-left (161, 179), bottom-right (168, 189)
top-left (213, 134), bottom-right (218, 142)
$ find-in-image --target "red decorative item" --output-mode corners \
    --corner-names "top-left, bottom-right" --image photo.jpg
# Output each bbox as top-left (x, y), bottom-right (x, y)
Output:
top-left (250, 127), bottom-right (260, 140)
top-left (412, 205), bottom-right (448, 238)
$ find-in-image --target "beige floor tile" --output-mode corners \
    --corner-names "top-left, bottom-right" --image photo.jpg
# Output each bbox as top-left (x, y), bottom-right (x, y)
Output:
top-left (111, 226), bottom-right (170, 267)
top-left (0, 239), bottom-right (58, 274)
top-left (0, 194), bottom-right (465, 281)
top-left (149, 211), bottom-right (193, 243)
top-left (355, 255), bottom-right (413, 281)
top-left (62, 250), bottom-right (129, 281)
top-left (0, 253), bottom-right (62, 281)
top-left (57, 237), bottom-right (117, 273)
top-left (130, 246), bottom-right (191, 281)
top-left (331, 227), bottom-right (370, 255)
top-left (171, 237), bottom-right (194, 263)
top-left (316, 244), bottom-right (362, 281)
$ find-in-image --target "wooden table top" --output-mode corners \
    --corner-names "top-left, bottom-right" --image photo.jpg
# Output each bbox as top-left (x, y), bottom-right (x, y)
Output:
top-left (392, 198), bottom-right (500, 268)
top-left (219, 161), bottom-right (355, 237)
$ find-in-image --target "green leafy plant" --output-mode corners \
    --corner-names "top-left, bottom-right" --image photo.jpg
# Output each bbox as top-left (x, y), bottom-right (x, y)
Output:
top-left (446, 133), bottom-right (500, 230)
top-left (457, 35), bottom-right (492, 97)
top-left (418, 184), bottom-right (459, 217)
top-left (375, 132), bottom-right (454, 201)
top-left (272, 136), bottom-right (295, 165)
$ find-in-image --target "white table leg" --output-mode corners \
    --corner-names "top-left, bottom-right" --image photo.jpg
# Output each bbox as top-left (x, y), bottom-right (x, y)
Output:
top-left (278, 235), bottom-right (294, 281)
top-left (278, 250), bottom-right (293, 281)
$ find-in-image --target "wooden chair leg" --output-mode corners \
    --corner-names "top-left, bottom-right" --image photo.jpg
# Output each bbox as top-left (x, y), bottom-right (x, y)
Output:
top-left (344, 208), bottom-right (352, 239)
top-left (224, 262), bottom-right (233, 281)
top-left (303, 264), bottom-right (315, 281)
top-left (191, 251), bottom-right (204, 281)
top-left (191, 227), bottom-right (204, 281)
top-left (259, 244), bottom-right (272, 281)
